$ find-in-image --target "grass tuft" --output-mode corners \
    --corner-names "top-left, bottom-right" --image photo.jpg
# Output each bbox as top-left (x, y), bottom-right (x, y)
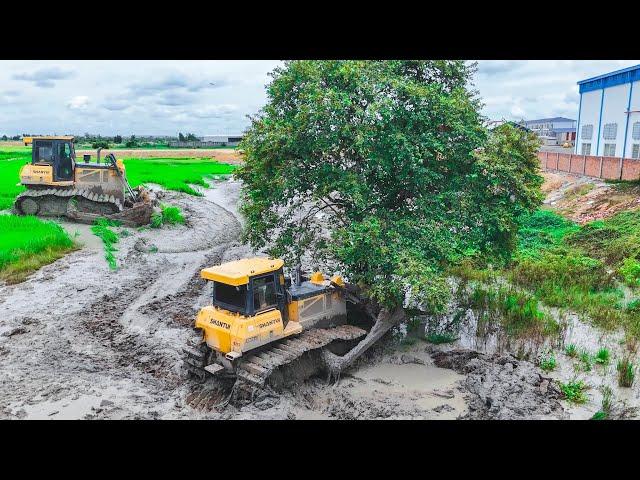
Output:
top-left (594, 347), bottom-right (610, 365)
top-left (469, 284), bottom-right (558, 339)
top-left (559, 379), bottom-right (588, 404)
top-left (150, 203), bottom-right (186, 229)
top-left (565, 343), bottom-right (578, 358)
top-left (91, 218), bottom-right (121, 270)
top-left (579, 349), bottom-right (593, 372)
top-left (539, 352), bottom-right (557, 372)
top-left (617, 357), bottom-right (636, 387)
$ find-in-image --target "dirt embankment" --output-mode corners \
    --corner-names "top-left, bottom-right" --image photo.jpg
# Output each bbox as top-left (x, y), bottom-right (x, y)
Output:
top-left (542, 171), bottom-right (640, 223)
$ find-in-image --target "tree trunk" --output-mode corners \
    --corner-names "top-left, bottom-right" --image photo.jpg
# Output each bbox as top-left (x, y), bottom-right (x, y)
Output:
top-left (321, 305), bottom-right (406, 377)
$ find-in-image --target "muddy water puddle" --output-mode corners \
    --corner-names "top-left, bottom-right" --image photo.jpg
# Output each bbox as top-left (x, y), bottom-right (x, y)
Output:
top-left (346, 359), bottom-right (467, 419)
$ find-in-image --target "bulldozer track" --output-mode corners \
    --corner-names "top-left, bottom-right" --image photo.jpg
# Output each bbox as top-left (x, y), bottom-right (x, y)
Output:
top-left (15, 187), bottom-right (123, 216)
top-left (235, 324), bottom-right (366, 389)
top-left (184, 325), bottom-right (366, 412)
top-left (183, 324), bottom-right (367, 406)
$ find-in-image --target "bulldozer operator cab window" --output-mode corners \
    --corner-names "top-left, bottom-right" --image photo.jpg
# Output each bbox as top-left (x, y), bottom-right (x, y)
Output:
top-left (252, 274), bottom-right (277, 313)
top-left (213, 282), bottom-right (247, 314)
top-left (34, 141), bottom-right (53, 164)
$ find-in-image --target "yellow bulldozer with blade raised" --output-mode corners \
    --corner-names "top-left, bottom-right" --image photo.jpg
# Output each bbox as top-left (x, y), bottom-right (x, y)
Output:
top-left (14, 136), bottom-right (155, 227)
top-left (183, 257), bottom-right (367, 389)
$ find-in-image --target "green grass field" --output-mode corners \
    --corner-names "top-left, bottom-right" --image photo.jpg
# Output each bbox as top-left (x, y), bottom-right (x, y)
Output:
top-left (123, 157), bottom-right (236, 195)
top-left (0, 148), bottom-right (29, 210)
top-left (0, 215), bottom-right (76, 283)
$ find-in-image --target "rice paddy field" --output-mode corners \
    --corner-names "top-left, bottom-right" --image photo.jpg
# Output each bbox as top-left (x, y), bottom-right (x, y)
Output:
top-left (0, 142), bottom-right (237, 282)
top-left (0, 146), bottom-right (29, 210)
top-left (123, 157), bottom-right (236, 195)
top-left (0, 215), bottom-right (76, 284)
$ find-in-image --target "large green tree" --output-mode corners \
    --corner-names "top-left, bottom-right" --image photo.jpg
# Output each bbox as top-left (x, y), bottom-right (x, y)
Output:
top-left (237, 61), bottom-right (542, 372)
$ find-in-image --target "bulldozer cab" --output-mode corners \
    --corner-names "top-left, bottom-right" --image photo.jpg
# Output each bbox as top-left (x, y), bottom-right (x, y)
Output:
top-left (202, 258), bottom-right (288, 320)
top-left (27, 136), bottom-right (75, 182)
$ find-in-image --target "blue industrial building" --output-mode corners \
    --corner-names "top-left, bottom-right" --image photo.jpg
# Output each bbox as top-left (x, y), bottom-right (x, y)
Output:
top-left (575, 64), bottom-right (640, 158)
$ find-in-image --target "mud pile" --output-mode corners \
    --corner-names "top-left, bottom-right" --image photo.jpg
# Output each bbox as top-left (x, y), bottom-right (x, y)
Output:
top-left (432, 349), bottom-right (567, 419)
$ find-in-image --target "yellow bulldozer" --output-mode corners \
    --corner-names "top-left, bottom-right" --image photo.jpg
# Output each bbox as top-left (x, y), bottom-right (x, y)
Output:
top-left (183, 257), bottom-right (367, 389)
top-left (14, 136), bottom-right (155, 226)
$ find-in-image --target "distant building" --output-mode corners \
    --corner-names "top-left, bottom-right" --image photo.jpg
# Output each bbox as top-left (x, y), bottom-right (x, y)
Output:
top-left (575, 64), bottom-right (640, 158)
top-left (167, 134), bottom-right (244, 148)
top-left (521, 117), bottom-right (576, 146)
top-left (200, 134), bottom-right (244, 147)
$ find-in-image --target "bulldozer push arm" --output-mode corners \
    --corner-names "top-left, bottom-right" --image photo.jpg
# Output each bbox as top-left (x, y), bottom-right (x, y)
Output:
top-left (106, 153), bottom-right (138, 201)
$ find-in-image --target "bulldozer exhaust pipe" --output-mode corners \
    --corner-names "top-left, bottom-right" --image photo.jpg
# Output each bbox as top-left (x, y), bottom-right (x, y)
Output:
top-left (97, 147), bottom-right (103, 164)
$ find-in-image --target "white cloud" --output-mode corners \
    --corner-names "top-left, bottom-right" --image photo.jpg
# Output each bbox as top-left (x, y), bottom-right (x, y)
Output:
top-left (510, 104), bottom-right (526, 118)
top-left (13, 66), bottom-right (76, 88)
top-left (191, 104), bottom-right (238, 119)
top-left (67, 95), bottom-right (90, 110)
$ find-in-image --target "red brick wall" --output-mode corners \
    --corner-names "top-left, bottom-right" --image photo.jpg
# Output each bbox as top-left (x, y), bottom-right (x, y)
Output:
top-left (537, 150), bottom-right (640, 181)
top-left (622, 158), bottom-right (640, 181)
top-left (570, 155), bottom-right (585, 174)
top-left (557, 153), bottom-right (572, 172)
top-left (584, 155), bottom-right (601, 177)
top-left (601, 157), bottom-right (622, 180)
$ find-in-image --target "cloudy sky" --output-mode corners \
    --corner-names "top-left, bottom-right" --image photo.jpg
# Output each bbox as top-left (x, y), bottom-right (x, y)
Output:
top-left (1, 60), bottom-right (639, 136)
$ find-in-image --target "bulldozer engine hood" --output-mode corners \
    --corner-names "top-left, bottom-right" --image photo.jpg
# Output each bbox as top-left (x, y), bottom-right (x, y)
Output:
top-left (195, 306), bottom-right (285, 355)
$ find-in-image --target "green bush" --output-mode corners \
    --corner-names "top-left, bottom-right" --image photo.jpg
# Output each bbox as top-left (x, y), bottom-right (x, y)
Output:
top-left (516, 209), bottom-right (579, 258)
top-left (426, 332), bottom-right (458, 344)
top-left (619, 258), bottom-right (640, 287)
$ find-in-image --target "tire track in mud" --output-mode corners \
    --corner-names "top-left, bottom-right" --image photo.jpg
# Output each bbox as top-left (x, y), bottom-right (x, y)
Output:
top-left (76, 266), bottom-right (183, 385)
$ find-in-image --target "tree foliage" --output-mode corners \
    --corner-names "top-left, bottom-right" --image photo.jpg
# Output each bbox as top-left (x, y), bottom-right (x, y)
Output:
top-left (237, 60), bottom-right (543, 311)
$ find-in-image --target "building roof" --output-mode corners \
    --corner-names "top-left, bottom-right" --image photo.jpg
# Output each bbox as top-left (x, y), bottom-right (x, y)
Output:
top-left (578, 64), bottom-right (640, 93)
top-left (523, 117), bottom-right (575, 124)
top-left (201, 257), bottom-right (284, 286)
